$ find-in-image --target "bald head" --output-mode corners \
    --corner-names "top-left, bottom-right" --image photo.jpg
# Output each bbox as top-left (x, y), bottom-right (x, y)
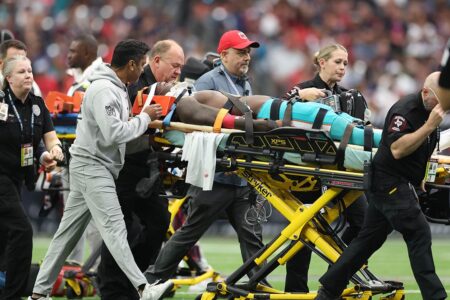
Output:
top-left (424, 72), bottom-right (440, 91)
top-left (148, 39), bottom-right (185, 83)
top-left (422, 71), bottom-right (441, 110)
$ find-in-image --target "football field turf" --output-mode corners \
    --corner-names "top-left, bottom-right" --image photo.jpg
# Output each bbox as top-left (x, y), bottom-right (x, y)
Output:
top-left (33, 235), bottom-right (450, 300)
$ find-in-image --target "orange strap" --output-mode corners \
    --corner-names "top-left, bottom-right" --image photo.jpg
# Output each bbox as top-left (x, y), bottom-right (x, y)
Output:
top-left (136, 87), bottom-right (149, 106)
top-left (213, 108), bottom-right (229, 133)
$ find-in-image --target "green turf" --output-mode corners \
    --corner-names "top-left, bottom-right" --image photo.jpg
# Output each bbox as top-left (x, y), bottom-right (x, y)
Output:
top-left (33, 235), bottom-right (450, 299)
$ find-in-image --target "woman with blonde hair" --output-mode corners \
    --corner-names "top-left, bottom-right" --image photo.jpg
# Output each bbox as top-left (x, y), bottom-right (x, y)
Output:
top-left (284, 44), bottom-right (369, 293)
top-left (0, 55), bottom-right (63, 299)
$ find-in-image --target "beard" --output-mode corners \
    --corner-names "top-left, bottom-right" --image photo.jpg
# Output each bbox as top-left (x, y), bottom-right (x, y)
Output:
top-left (239, 64), bottom-right (249, 76)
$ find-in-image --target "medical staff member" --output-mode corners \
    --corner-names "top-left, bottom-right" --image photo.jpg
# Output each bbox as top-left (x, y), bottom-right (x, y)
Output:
top-left (29, 39), bottom-right (172, 300)
top-left (285, 44), bottom-right (369, 293)
top-left (0, 55), bottom-right (63, 300)
top-left (316, 72), bottom-right (446, 300)
top-left (144, 30), bottom-right (268, 288)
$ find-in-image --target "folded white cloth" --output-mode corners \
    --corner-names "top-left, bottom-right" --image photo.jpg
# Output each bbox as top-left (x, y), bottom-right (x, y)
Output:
top-left (439, 128), bottom-right (450, 152)
top-left (182, 131), bottom-right (225, 190)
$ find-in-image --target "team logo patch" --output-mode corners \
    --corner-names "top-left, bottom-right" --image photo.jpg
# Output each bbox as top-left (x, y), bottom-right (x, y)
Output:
top-left (105, 105), bottom-right (116, 116)
top-left (32, 104), bottom-right (41, 116)
top-left (389, 115), bottom-right (407, 132)
top-left (238, 31), bottom-right (248, 40)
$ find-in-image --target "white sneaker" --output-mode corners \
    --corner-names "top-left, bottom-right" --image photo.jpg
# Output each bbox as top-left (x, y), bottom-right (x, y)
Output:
top-left (27, 296), bottom-right (52, 300)
top-left (140, 280), bottom-right (174, 300)
top-left (188, 277), bottom-right (212, 293)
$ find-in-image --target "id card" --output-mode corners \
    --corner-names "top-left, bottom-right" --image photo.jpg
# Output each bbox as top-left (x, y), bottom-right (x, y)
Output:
top-left (0, 102), bottom-right (8, 121)
top-left (21, 143), bottom-right (33, 167)
top-left (425, 158), bottom-right (438, 183)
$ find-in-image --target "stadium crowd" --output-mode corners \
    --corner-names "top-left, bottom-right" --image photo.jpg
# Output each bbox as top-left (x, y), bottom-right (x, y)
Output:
top-left (0, 0), bottom-right (449, 126)
top-left (1, 0), bottom-right (450, 299)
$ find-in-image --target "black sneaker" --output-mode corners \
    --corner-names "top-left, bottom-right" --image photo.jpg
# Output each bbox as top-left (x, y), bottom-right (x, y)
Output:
top-left (315, 287), bottom-right (340, 300)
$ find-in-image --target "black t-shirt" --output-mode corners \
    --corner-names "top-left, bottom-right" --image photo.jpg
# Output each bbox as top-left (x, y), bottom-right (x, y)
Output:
top-left (373, 92), bottom-right (437, 185)
top-left (128, 65), bottom-right (157, 105)
top-left (0, 88), bottom-right (54, 183)
top-left (297, 73), bottom-right (348, 95)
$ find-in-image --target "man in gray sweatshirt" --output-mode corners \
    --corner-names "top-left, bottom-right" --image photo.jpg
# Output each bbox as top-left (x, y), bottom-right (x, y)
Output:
top-left (29, 39), bottom-right (173, 300)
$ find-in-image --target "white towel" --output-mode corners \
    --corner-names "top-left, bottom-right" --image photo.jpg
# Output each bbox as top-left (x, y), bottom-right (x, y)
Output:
top-left (182, 131), bottom-right (225, 190)
top-left (438, 128), bottom-right (450, 153)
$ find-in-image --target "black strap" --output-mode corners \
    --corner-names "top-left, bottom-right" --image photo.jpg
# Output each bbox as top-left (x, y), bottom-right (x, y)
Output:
top-left (312, 108), bottom-right (328, 130)
top-left (220, 91), bottom-right (251, 114)
top-left (220, 91), bottom-right (254, 144)
top-left (223, 99), bottom-right (234, 110)
top-left (363, 126), bottom-right (373, 152)
top-left (174, 89), bottom-right (187, 104)
top-left (336, 123), bottom-right (354, 169)
top-left (270, 99), bottom-right (283, 120)
top-left (282, 99), bottom-right (295, 126)
top-left (244, 111), bottom-right (254, 144)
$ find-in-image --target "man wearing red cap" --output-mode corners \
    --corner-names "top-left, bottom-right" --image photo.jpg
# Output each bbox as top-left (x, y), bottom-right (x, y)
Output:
top-left (143, 30), bottom-right (268, 292)
top-left (195, 30), bottom-right (259, 94)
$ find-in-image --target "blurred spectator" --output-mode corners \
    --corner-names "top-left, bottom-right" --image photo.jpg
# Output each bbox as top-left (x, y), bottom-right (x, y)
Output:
top-left (0, 0), bottom-right (448, 130)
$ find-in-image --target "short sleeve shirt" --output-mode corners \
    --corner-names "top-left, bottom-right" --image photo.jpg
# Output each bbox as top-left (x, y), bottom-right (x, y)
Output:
top-left (373, 93), bottom-right (437, 185)
top-left (0, 89), bottom-right (54, 182)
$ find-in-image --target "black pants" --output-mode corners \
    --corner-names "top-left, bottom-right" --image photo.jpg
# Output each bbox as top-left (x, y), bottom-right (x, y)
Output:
top-left (0, 175), bottom-right (33, 300)
top-left (319, 179), bottom-right (447, 300)
top-left (145, 183), bottom-right (264, 283)
top-left (97, 161), bottom-right (170, 300)
top-left (285, 192), bottom-right (367, 292)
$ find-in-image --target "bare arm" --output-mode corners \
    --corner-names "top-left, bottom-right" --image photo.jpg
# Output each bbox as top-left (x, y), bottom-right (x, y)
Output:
top-left (391, 104), bottom-right (444, 159)
top-left (192, 90), bottom-right (228, 108)
top-left (43, 131), bottom-right (64, 161)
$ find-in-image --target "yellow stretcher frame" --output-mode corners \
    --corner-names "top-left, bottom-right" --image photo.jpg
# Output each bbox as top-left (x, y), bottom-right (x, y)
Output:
top-left (153, 125), bottom-right (405, 299)
top-left (193, 157), bottom-right (405, 300)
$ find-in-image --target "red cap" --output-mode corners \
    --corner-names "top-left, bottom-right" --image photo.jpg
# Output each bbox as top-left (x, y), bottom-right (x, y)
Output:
top-left (217, 30), bottom-right (260, 54)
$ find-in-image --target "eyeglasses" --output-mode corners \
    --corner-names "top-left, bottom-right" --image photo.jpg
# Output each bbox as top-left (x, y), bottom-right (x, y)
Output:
top-left (160, 58), bottom-right (184, 70)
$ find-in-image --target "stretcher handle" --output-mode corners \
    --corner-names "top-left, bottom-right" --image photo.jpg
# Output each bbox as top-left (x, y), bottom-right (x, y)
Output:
top-left (149, 120), bottom-right (242, 134)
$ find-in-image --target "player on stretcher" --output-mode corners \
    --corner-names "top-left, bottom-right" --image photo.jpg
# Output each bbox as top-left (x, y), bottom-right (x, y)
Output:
top-left (157, 89), bottom-right (382, 148)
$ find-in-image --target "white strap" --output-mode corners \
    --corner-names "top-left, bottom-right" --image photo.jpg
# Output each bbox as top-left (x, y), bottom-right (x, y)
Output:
top-left (142, 82), bottom-right (158, 109)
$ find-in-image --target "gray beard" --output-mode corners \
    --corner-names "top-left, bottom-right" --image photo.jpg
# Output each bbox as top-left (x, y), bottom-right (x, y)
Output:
top-left (240, 65), bottom-right (249, 75)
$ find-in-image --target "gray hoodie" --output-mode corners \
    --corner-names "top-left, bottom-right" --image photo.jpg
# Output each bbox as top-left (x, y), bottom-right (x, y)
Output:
top-left (69, 63), bottom-right (151, 178)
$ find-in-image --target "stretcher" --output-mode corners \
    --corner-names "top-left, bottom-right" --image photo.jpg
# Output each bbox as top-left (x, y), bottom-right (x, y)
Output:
top-left (150, 121), bottom-right (450, 300)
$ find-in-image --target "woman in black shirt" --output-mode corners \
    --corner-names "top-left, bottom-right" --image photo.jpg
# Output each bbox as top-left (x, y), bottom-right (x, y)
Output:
top-left (284, 44), bottom-right (369, 293)
top-left (0, 55), bottom-right (63, 299)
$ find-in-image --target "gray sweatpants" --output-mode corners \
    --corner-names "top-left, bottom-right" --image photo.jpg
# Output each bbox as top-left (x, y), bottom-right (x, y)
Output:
top-left (33, 159), bottom-right (147, 296)
top-left (61, 166), bottom-right (102, 268)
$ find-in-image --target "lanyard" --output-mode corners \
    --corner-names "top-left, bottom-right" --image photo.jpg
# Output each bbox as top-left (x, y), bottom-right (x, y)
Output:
top-left (7, 90), bottom-right (34, 140)
top-left (220, 65), bottom-right (249, 96)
